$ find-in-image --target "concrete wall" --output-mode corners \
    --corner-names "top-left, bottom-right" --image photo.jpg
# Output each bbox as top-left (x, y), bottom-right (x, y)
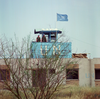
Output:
top-left (0, 58), bottom-right (100, 88)
top-left (78, 59), bottom-right (91, 86)
top-left (91, 58), bottom-right (100, 87)
top-left (63, 58), bottom-right (95, 87)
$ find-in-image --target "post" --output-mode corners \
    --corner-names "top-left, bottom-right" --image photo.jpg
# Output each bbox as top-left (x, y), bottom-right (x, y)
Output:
top-left (56, 13), bottom-right (57, 42)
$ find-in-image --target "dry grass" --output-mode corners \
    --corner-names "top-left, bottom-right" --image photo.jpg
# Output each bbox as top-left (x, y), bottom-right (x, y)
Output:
top-left (53, 85), bottom-right (100, 99)
top-left (0, 85), bottom-right (100, 99)
top-left (0, 90), bottom-right (14, 99)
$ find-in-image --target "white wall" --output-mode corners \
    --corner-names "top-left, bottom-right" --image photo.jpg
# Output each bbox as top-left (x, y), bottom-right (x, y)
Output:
top-left (0, 58), bottom-right (100, 87)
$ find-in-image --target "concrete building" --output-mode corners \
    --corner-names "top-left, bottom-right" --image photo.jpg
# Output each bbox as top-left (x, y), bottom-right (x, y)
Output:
top-left (0, 58), bottom-right (100, 89)
top-left (65, 58), bottom-right (100, 87)
top-left (0, 30), bottom-right (100, 89)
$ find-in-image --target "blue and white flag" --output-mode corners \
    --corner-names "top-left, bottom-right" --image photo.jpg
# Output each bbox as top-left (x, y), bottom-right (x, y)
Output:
top-left (57, 13), bottom-right (68, 21)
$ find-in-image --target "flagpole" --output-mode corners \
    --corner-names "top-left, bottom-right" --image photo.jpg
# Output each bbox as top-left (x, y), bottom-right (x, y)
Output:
top-left (56, 13), bottom-right (57, 42)
top-left (56, 13), bottom-right (57, 29)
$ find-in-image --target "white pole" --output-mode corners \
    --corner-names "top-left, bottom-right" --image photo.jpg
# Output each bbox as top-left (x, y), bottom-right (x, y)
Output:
top-left (56, 13), bottom-right (57, 42)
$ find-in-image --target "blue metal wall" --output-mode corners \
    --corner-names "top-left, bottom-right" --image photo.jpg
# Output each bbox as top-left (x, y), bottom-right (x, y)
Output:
top-left (30, 41), bottom-right (72, 58)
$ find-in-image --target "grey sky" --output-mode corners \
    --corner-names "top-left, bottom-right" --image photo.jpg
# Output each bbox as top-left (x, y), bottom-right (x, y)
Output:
top-left (0, 0), bottom-right (100, 58)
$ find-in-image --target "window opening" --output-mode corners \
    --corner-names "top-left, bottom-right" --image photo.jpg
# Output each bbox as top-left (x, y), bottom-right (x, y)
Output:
top-left (0, 70), bottom-right (10, 80)
top-left (95, 69), bottom-right (100, 79)
top-left (32, 69), bottom-right (46, 87)
top-left (49, 69), bottom-right (55, 74)
top-left (66, 69), bottom-right (78, 79)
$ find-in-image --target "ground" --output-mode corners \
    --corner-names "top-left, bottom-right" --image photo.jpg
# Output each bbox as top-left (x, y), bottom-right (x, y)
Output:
top-left (0, 85), bottom-right (100, 99)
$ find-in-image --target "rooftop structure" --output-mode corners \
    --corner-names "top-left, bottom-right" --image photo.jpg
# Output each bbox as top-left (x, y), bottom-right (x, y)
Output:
top-left (30, 29), bottom-right (72, 58)
top-left (34, 29), bottom-right (62, 42)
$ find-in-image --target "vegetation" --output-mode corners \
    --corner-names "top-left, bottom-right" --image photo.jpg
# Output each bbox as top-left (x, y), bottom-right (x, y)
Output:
top-left (0, 85), bottom-right (100, 99)
top-left (53, 85), bottom-right (100, 99)
top-left (0, 35), bottom-right (75, 99)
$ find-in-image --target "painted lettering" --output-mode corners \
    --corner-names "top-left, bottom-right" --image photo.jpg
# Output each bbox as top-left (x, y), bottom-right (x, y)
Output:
top-left (41, 45), bottom-right (47, 55)
top-left (85, 73), bottom-right (90, 78)
top-left (53, 45), bottom-right (60, 55)
top-left (41, 45), bottom-right (61, 55)
top-left (85, 73), bottom-right (94, 78)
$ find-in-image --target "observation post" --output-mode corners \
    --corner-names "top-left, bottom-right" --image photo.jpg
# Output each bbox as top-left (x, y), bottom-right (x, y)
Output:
top-left (30, 29), bottom-right (72, 58)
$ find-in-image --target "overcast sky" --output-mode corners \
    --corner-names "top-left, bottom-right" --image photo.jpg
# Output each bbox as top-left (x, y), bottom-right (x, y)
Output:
top-left (0, 0), bottom-right (100, 58)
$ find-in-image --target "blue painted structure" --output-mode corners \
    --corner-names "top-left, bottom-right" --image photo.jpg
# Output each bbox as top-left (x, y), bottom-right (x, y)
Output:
top-left (30, 29), bottom-right (72, 58)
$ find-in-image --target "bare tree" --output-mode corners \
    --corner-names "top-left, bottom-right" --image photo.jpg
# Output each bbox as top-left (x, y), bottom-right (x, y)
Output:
top-left (0, 35), bottom-right (76, 99)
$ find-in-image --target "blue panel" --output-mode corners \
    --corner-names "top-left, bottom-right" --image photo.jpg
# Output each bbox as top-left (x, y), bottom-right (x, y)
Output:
top-left (30, 41), bottom-right (72, 58)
